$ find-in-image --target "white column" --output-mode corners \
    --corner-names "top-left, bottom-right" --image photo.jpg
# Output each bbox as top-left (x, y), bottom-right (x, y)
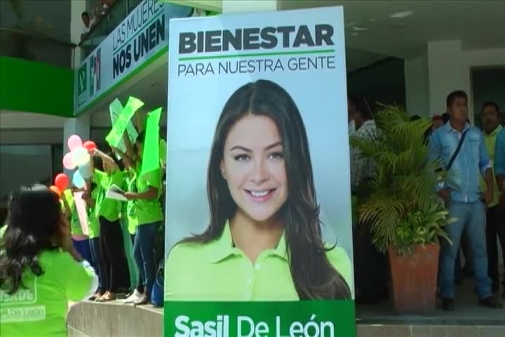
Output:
top-left (63, 116), bottom-right (90, 175)
top-left (404, 40), bottom-right (475, 121)
top-left (222, 0), bottom-right (278, 13)
top-left (404, 52), bottom-right (429, 117)
top-left (70, 0), bottom-right (87, 66)
top-left (426, 40), bottom-right (466, 116)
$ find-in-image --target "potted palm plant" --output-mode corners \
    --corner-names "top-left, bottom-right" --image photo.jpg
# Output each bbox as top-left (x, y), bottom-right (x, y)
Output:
top-left (350, 105), bottom-right (455, 314)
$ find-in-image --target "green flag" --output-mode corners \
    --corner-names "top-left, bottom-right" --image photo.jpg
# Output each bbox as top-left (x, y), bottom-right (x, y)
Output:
top-left (141, 108), bottom-right (162, 176)
top-left (105, 97), bottom-right (144, 148)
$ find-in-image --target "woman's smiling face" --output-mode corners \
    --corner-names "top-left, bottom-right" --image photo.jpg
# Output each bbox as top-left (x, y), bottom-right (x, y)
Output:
top-left (221, 114), bottom-right (288, 223)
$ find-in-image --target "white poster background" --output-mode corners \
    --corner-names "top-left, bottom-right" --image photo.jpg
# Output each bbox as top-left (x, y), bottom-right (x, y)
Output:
top-left (165, 7), bottom-right (353, 266)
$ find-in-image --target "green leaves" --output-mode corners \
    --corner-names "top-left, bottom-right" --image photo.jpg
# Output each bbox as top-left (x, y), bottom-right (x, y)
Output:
top-left (351, 105), bottom-right (453, 255)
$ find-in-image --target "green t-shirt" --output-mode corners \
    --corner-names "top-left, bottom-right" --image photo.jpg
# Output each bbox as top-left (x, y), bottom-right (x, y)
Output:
top-left (63, 190), bottom-right (83, 237)
top-left (125, 171), bottom-right (138, 234)
top-left (0, 250), bottom-right (96, 337)
top-left (93, 169), bottom-right (123, 222)
top-left (135, 167), bottom-right (163, 225)
top-left (87, 187), bottom-right (100, 239)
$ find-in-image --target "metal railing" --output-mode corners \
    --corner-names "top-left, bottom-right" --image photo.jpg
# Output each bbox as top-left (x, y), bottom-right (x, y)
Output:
top-left (79, 0), bottom-right (143, 61)
top-left (0, 27), bottom-right (77, 68)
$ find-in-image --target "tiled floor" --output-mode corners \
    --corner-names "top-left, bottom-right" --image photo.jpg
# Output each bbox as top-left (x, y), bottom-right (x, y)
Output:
top-left (356, 279), bottom-right (505, 336)
top-left (357, 279), bottom-right (505, 325)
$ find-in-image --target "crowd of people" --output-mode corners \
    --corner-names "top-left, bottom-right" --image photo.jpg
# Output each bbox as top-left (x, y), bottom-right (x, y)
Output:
top-left (0, 114), bottom-right (166, 335)
top-left (350, 90), bottom-right (505, 311)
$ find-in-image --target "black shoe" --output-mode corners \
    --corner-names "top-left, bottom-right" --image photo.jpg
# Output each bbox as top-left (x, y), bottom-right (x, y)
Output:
top-left (442, 298), bottom-right (455, 311)
top-left (478, 296), bottom-right (503, 309)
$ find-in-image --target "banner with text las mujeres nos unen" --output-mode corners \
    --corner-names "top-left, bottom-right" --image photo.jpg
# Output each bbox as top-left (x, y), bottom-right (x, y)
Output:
top-left (75, 0), bottom-right (192, 113)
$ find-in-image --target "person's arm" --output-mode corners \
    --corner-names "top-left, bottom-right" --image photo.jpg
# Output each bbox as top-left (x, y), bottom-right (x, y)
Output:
top-left (122, 132), bottom-right (137, 164)
top-left (478, 133), bottom-right (494, 202)
top-left (427, 131), bottom-right (450, 200)
top-left (495, 131), bottom-right (505, 192)
top-left (125, 170), bottom-right (159, 200)
top-left (94, 149), bottom-right (119, 172)
top-left (59, 247), bottom-right (98, 302)
top-left (112, 146), bottom-right (135, 169)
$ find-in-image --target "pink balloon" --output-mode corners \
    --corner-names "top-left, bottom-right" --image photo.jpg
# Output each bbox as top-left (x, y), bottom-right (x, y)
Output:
top-left (63, 152), bottom-right (76, 170)
top-left (67, 135), bottom-right (83, 151)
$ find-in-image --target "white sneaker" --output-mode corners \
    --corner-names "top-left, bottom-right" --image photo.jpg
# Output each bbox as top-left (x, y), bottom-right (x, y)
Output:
top-left (122, 290), bottom-right (143, 304)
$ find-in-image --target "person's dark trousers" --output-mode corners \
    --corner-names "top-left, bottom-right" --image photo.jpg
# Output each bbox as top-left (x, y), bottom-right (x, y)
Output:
top-left (353, 222), bottom-right (388, 303)
top-left (486, 205), bottom-right (505, 290)
top-left (98, 216), bottom-right (131, 293)
top-left (89, 237), bottom-right (105, 294)
top-left (130, 234), bottom-right (144, 293)
top-left (133, 222), bottom-right (161, 300)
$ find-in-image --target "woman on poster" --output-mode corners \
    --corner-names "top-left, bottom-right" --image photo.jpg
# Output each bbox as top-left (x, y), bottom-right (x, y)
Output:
top-left (164, 79), bottom-right (352, 301)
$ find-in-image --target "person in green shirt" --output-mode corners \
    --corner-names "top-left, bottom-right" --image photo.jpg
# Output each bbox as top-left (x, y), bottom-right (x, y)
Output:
top-left (89, 150), bottom-right (130, 302)
top-left (119, 130), bottom-right (164, 305)
top-left (165, 80), bottom-right (352, 301)
top-left (82, 182), bottom-right (105, 300)
top-left (480, 101), bottom-right (505, 292)
top-left (61, 189), bottom-right (93, 267)
top-left (0, 184), bottom-right (97, 337)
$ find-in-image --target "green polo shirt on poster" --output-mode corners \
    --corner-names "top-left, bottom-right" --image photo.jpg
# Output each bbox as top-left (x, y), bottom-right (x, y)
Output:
top-left (480, 125), bottom-right (503, 208)
top-left (164, 221), bottom-right (353, 301)
top-left (135, 166), bottom-right (163, 226)
top-left (93, 169), bottom-right (123, 222)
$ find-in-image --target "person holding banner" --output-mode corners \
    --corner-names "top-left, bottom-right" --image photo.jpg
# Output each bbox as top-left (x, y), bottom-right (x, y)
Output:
top-left (164, 80), bottom-right (352, 301)
top-left (116, 130), bottom-right (164, 305)
top-left (61, 189), bottom-right (93, 265)
top-left (0, 185), bottom-right (97, 337)
top-left (89, 150), bottom-right (130, 302)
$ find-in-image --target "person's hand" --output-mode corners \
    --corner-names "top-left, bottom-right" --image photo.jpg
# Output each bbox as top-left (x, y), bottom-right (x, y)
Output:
top-left (123, 192), bottom-right (136, 200)
top-left (437, 189), bottom-right (451, 202)
top-left (483, 189), bottom-right (493, 205)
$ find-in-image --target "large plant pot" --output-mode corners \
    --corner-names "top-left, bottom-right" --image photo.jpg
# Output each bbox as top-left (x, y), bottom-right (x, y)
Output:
top-left (388, 244), bottom-right (440, 314)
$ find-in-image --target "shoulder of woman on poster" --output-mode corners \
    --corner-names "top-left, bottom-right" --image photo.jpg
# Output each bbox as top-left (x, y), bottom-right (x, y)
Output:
top-left (0, 184), bottom-right (97, 337)
top-left (164, 79), bottom-right (352, 302)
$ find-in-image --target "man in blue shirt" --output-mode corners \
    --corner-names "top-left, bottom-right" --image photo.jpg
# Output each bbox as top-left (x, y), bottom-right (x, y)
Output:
top-left (496, 127), bottom-right (505, 196)
top-left (494, 127), bottom-right (505, 298)
top-left (428, 90), bottom-right (502, 311)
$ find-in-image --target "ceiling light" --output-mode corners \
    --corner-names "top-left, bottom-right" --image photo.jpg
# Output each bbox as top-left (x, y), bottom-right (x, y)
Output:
top-left (353, 26), bottom-right (368, 32)
top-left (351, 32), bottom-right (359, 36)
top-left (346, 22), bottom-right (356, 27)
top-left (390, 11), bottom-right (413, 19)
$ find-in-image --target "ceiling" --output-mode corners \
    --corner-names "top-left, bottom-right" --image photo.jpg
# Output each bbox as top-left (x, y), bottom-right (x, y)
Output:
top-left (281, 0), bottom-right (505, 58)
top-left (86, 0), bottom-right (505, 120)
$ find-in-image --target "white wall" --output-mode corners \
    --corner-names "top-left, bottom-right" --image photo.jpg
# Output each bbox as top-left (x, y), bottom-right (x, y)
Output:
top-left (405, 44), bottom-right (505, 120)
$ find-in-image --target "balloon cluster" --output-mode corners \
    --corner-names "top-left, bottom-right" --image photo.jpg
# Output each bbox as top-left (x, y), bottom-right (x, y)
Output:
top-left (62, 135), bottom-right (97, 189)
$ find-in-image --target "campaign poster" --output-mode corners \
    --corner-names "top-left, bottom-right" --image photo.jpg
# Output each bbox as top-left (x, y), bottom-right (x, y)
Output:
top-left (165, 7), bottom-right (355, 337)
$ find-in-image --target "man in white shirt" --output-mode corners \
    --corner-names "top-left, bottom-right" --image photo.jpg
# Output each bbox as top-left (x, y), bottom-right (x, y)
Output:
top-left (81, 12), bottom-right (94, 41)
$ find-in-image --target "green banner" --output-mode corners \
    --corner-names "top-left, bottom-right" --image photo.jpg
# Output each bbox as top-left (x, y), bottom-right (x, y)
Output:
top-left (164, 301), bottom-right (356, 337)
top-left (105, 97), bottom-right (144, 148)
top-left (141, 108), bottom-right (162, 176)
